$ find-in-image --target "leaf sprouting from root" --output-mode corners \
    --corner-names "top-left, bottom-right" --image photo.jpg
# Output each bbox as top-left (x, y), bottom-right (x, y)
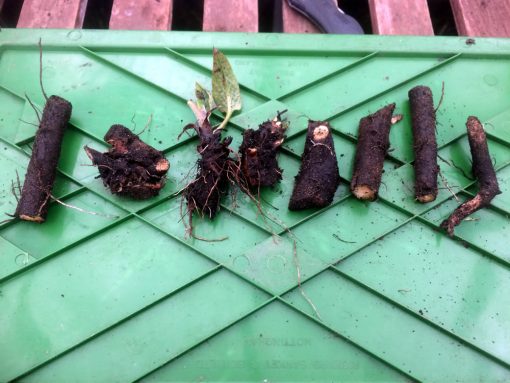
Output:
top-left (190, 82), bottom-right (215, 128)
top-left (212, 48), bottom-right (242, 121)
top-left (187, 100), bottom-right (208, 129)
top-left (195, 82), bottom-right (215, 112)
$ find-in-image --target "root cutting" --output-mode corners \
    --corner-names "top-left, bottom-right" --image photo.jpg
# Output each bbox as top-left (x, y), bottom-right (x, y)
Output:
top-left (409, 85), bottom-right (439, 203)
top-left (181, 49), bottom-right (242, 236)
top-left (85, 124), bottom-right (169, 199)
top-left (16, 96), bottom-right (72, 222)
top-left (289, 121), bottom-right (340, 210)
top-left (351, 103), bottom-right (395, 201)
top-left (13, 39), bottom-right (72, 223)
top-left (184, 119), bottom-right (232, 220)
top-left (440, 116), bottom-right (500, 236)
top-left (239, 111), bottom-right (287, 188)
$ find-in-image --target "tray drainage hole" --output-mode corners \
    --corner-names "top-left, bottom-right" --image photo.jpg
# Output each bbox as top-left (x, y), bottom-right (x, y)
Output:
top-left (233, 255), bottom-right (251, 269)
top-left (266, 254), bottom-right (286, 273)
top-left (66, 30), bottom-right (82, 41)
top-left (483, 74), bottom-right (498, 87)
top-left (15, 253), bottom-right (30, 266)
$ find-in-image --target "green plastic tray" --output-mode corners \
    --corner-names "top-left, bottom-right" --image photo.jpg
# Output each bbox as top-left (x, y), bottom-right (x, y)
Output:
top-left (1, 29), bottom-right (510, 382)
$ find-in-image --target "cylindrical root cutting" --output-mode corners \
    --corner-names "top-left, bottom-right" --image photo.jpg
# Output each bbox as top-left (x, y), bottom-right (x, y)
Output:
top-left (85, 125), bottom-right (169, 199)
top-left (440, 116), bottom-right (500, 236)
top-left (16, 95), bottom-right (72, 222)
top-left (288, 121), bottom-right (340, 210)
top-left (408, 86), bottom-right (438, 203)
top-left (351, 103), bottom-right (395, 201)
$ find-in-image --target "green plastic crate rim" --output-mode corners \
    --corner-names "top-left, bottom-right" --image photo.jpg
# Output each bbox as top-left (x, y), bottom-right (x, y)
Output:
top-left (0, 29), bottom-right (510, 382)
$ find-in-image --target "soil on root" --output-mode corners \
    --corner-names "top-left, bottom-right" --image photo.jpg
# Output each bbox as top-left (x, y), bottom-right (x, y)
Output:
top-left (441, 116), bottom-right (500, 236)
top-left (239, 113), bottom-right (286, 188)
top-left (351, 103), bottom-right (395, 201)
top-left (409, 85), bottom-right (439, 203)
top-left (85, 124), bottom-right (169, 199)
top-left (16, 95), bottom-right (72, 222)
top-left (288, 120), bottom-right (340, 210)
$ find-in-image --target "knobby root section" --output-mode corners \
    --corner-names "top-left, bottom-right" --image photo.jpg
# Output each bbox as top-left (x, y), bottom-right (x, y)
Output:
top-left (409, 86), bottom-right (439, 203)
top-left (182, 111), bottom-right (291, 239)
top-left (16, 95), bottom-right (72, 223)
top-left (239, 111), bottom-right (287, 188)
top-left (85, 124), bottom-right (169, 199)
top-left (351, 103), bottom-right (395, 201)
top-left (440, 116), bottom-right (501, 236)
top-left (289, 120), bottom-right (340, 210)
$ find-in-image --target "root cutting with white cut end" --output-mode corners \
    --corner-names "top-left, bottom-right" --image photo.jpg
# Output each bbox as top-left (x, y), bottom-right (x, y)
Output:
top-left (289, 120), bottom-right (340, 210)
top-left (441, 116), bottom-right (500, 236)
top-left (312, 125), bottom-right (329, 140)
top-left (351, 103), bottom-right (395, 202)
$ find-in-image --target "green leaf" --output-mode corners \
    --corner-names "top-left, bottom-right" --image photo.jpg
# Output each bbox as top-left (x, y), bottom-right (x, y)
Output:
top-left (195, 82), bottom-right (215, 112)
top-left (212, 48), bottom-right (242, 116)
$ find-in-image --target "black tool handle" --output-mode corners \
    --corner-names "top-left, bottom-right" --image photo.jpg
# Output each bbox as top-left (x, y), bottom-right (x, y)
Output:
top-left (288, 0), bottom-right (364, 34)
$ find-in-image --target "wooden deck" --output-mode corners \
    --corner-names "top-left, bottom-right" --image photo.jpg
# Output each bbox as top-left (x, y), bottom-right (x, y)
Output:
top-left (5, 0), bottom-right (510, 37)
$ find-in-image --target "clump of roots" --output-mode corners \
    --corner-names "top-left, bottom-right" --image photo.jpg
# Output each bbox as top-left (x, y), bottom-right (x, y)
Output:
top-left (85, 124), bottom-right (169, 199)
top-left (183, 120), bottom-right (233, 221)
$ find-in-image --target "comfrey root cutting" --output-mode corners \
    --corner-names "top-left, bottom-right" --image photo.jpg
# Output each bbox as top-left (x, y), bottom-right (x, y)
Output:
top-left (85, 124), bottom-right (169, 199)
top-left (441, 116), bottom-right (500, 236)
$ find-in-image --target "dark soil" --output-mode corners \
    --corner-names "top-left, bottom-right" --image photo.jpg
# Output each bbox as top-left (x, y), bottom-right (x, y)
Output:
top-left (441, 116), bottom-right (501, 236)
top-left (409, 85), bottom-right (439, 203)
top-left (288, 120), bottom-right (340, 210)
top-left (85, 125), bottom-right (169, 199)
top-left (351, 103), bottom-right (395, 201)
top-left (16, 95), bottom-right (72, 222)
top-left (239, 113), bottom-right (286, 188)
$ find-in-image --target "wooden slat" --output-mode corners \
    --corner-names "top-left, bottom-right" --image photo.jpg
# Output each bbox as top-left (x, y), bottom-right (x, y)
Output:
top-left (450, 0), bottom-right (510, 37)
top-left (203, 0), bottom-right (258, 32)
top-left (282, 0), bottom-right (320, 33)
top-left (109, 0), bottom-right (173, 30)
top-left (17, 0), bottom-right (88, 28)
top-left (368, 0), bottom-right (434, 35)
